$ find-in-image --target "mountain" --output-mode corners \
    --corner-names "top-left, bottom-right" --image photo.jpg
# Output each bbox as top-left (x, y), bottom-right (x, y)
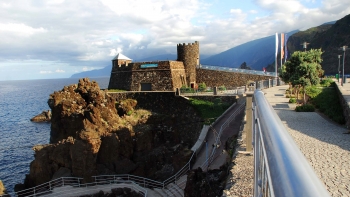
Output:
top-left (286, 14), bottom-right (349, 75)
top-left (70, 65), bottom-right (111, 78)
top-left (200, 30), bottom-right (298, 71)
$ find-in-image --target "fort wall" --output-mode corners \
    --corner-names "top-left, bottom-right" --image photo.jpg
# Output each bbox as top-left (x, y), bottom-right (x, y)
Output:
top-left (196, 68), bottom-right (273, 88)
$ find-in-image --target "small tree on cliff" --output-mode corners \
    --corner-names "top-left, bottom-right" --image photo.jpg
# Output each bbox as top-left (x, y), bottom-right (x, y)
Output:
top-left (279, 49), bottom-right (324, 103)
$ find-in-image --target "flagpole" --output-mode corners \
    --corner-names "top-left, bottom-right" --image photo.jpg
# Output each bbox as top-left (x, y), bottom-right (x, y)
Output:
top-left (275, 32), bottom-right (278, 77)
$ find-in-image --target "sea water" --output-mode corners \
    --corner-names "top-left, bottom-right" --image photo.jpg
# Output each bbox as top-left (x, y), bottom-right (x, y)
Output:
top-left (0, 77), bottom-right (110, 194)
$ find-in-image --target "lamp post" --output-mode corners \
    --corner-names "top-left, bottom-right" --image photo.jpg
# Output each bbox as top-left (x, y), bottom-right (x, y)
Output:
top-left (340, 46), bottom-right (348, 85)
top-left (338, 55), bottom-right (342, 82)
top-left (301, 42), bottom-right (310, 51)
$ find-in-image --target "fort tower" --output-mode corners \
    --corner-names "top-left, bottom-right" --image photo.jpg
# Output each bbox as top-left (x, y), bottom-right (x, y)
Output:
top-left (177, 41), bottom-right (199, 88)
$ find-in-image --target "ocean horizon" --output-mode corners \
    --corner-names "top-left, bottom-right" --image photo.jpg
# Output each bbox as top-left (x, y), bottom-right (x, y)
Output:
top-left (0, 77), bottom-right (110, 194)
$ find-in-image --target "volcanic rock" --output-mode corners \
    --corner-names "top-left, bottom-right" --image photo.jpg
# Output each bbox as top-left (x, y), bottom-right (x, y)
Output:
top-left (19, 78), bottom-right (202, 191)
top-left (30, 110), bottom-right (51, 122)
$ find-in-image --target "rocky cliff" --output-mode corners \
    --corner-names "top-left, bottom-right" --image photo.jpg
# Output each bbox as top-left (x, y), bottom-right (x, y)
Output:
top-left (287, 14), bottom-right (350, 74)
top-left (17, 78), bottom-right (202, 190)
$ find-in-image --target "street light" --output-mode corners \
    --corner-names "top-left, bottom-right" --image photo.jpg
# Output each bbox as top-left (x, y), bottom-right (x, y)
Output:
top-left (301, 42), bottom-right (310, 51)
top-left (338, 55), bottom-right (342, 82)
top-left (340, 46), bottom-right (349, 85)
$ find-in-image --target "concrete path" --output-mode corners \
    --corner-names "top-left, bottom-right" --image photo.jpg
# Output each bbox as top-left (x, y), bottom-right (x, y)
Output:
top-left (192, 102), bottom-right (245, 171)
top-left (262, 85), bottom-right (350, 197)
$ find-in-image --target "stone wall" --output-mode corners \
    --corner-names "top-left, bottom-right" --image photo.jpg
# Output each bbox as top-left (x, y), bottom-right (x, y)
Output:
top-left (334, 83), bottom-right (350, 128)
top-left (109, 61), bottom-right (186, 91)
top-left (177, 41), bottom-right (199, 85)
top-left (108, 92), bottom-right (203, 145)
top-left (196, 68), bottom-right (273, 88)
top-left (108, 64), bottom-right (133, 90)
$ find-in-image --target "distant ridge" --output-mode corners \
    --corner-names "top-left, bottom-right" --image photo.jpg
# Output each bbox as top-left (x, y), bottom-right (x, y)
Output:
top-left (200, 30), bottom-right (299, 71)
top-left (70, 66), bottom-right (111, 78)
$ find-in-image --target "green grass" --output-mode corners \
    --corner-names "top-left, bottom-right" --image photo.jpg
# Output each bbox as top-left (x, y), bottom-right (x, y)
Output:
top-left (108, 89), bottom-right (126, 92)
top-left (309, 82), bottom-right (345, 124)
top-left (189, 98), bottom-right (231, 124)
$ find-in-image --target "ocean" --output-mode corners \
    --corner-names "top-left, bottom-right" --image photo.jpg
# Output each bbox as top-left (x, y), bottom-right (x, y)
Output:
top-left (0, 77), bottom-right (110, 194)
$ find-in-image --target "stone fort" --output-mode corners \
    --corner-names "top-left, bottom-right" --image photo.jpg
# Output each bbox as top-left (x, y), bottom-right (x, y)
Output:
top-left (108, 41), bottom-right (272, 91)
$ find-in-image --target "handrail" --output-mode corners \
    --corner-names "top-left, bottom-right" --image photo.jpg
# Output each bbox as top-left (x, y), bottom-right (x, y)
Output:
top-left (253, 90), bottom-right (330, 197)
top-left (200, 65), bottom-right (275, 77)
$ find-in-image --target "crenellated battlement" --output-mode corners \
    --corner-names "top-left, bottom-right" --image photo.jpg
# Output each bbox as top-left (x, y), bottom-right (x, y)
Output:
top-left (177, 41), bottom-right (199, 87)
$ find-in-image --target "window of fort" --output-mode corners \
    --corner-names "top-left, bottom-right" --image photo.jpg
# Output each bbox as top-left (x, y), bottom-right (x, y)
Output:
top-left (140, 83), bottom-right (152, 91)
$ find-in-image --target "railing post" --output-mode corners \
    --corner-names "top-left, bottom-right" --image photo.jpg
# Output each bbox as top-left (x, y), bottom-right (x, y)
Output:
top-left (245, 92), bottom-right (254, 152)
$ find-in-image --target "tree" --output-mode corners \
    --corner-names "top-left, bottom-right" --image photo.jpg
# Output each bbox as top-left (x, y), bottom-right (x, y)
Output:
top-left (279, 49), bottom-right (324, 103)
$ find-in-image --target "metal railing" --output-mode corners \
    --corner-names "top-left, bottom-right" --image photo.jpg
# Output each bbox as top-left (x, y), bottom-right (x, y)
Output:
top-left (14, 177), bottom-right (147, 197)
top-left (15, 177), bottom-right (83, 197)
top-left (252, 90), bottom-right (330, 197)
top-left (200, 65), bottom-right (275, 77)
top-left (200, 102), bottom-right (246, 170)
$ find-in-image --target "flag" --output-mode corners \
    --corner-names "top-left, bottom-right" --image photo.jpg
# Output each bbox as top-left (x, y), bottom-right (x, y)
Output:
top-left (281, 33), bottom-right (285, 64)
top-left (284, 33), bottom-right (288, 62)
top-left (275, 32), bottom-right (278, 58)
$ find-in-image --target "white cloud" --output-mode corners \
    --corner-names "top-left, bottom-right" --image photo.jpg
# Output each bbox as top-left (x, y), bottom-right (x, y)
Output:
top-left (230, 9), bottom-right (243, 14)
top-left (0, 23), bottom-right (47, 36)
top-left (40, 70), bottom-right (53, 74)
top-left (1, 0), bottom-right (350, 80)
top-left (55, 69), bottom-right (65, 73)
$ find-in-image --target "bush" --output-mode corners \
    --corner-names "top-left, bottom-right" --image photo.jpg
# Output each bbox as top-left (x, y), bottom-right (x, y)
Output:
top-left (320, 78), bottom-right (333, 87)
top-left (295, 104), bottom-right (315, 112)
top-left (289, 98), bottom-right (297, 103)
top-left (218, 85), bottom-right (226, 91)
top-left (180, 86), bottom-right (195, 93)
top-left (305, 86), bottom-right (321, 99)
top-left (198, 82), bottom-right (206, 92)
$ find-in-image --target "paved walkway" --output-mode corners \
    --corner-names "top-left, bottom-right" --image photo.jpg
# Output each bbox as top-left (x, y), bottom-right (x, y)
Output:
top-left (192, 102), bottom-right (245, 171)
top-left (263, 85), bottom-right (350, 197)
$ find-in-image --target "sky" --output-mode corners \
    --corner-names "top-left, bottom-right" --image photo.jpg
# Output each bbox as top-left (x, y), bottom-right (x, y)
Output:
top-left (1, 0), bottom-right (350, 81)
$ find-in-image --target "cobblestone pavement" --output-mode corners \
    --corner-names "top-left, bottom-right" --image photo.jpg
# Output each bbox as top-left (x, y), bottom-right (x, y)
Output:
top-left (263, 85), bottom-right (350, 197)
top-left (223, 118), bottom-right (254, 197)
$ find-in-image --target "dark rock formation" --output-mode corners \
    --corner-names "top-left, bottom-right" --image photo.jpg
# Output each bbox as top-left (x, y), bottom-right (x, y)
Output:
top-left (18, 78), bottom-right (202, 191)
top-left (30, 110), bottom-right (51, 122)
top-left (184, 168), bottom-right (227, 197)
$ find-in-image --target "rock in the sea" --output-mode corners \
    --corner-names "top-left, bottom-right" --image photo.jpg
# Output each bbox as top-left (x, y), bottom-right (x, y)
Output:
top-left (20, 77), bottom-right (202, 192)
top-left (30, 110), bottom-right (51, 122)
top-left (0, 180), bottom-right (7, 195)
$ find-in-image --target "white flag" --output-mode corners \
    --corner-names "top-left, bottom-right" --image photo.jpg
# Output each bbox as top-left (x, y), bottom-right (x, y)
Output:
top-left (275, 32), bottom-right (278, 58)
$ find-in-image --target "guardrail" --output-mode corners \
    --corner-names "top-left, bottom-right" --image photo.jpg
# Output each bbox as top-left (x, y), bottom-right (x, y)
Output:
top-left (13, 177), bottom-right (147, 197)
top-left (252, 90), bottom-right (330, 197)
top-left (200, 65), bottom-right (275, 77)
top-left (15, 177), bottom-right (83, 197)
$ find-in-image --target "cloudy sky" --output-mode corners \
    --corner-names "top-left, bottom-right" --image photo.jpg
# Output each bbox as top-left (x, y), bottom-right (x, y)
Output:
top-left (1, 0), bottom-right (350, 81)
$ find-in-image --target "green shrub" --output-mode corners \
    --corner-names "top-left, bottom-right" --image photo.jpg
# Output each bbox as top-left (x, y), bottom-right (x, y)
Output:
top-left (310, 83), bottom-right (345, 124)
top-left (180, 86), bottom-right (195, 93)
top-left (218, 85), bottom-right (226, 91)
top-left (198, 82), bottom-right (206, 92)
top-left (289, 98), bottom-right (297, 103)
top-left (295, 104), bottom-right (315, 112)
top-left (305, 86), bottom-right (322, 99)
top-left (320, 78), bottom-right (333, 87)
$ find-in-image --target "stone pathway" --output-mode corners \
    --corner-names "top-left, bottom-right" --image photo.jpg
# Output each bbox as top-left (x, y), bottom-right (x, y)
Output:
top-left (263, 85), bottom-right (350, 197)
